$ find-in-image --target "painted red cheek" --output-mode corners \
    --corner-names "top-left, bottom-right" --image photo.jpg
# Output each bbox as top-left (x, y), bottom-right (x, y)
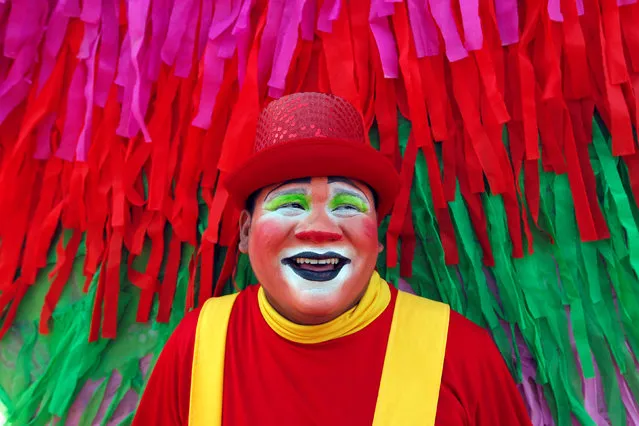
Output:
top-left (342, 217), bottom-right (379, 250)
top-left (251, 219), bottom-right (292, 246)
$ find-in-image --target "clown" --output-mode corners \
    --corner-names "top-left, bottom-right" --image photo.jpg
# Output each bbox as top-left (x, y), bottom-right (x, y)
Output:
top-left (132, 93), bottom-right (531, 425)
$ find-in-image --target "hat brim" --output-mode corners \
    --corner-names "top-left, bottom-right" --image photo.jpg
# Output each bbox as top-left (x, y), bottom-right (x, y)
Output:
top-left (223, 138), bottom-right (400, 218)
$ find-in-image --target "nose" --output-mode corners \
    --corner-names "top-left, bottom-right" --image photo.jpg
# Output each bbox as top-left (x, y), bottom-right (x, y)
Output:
top-left (295, 206), bottom-right (343, 243)
top-left (295, 230), bottom-right (343, 243)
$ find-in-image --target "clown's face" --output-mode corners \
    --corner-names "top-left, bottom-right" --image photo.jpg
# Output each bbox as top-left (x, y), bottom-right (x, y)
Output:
top-left (239, 176), bottom-right (382, 325)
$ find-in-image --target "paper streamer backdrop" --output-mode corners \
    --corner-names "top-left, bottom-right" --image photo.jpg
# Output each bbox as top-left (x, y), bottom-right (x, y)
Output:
top-left (1, 0), bottom-right (639, 424)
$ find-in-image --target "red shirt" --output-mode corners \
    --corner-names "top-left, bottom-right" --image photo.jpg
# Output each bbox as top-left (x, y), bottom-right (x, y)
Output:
top-left (133, 284), bottom-right (531, 425)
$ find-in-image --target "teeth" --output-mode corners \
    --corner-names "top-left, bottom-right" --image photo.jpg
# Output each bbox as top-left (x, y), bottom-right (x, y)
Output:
top-left (294, 258), bottom-right (340, 265)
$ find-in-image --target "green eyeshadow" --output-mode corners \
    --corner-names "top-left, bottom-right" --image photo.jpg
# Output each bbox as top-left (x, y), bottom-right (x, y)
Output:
top-left (329, 193), bottom-right (369, 213)
top-left (263, 193), bottom-right (311, 211)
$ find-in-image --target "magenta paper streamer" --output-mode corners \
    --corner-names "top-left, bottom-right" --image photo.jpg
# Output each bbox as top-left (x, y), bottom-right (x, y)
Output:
top-left (428, 0), bottom-right (468, 61)
top-left (37, 0), bottom-right (70, 91)
top-left (80, 0), bottom-right (101, 23)
top-left (2, 0), bottom-right (43, 59)
top-left (115, 34), bottom-right (133, 137)
top-left (268, 0), bottom-right (307, 99)
top-left (76, 25), bottom-right (100, 162)
top-left (161, 0), bottom-right (197, 66)
top-left (495, 0), bottom-right (519, 46)
top-left (0, 80), bottom-right (30, 124)
top-left (146, 0), bottom-right (173, 82)
top-left (459, 0), bottom-right (483, 51)
top-left (369, 0), bottom-right (399, 78)
top-left (55, 64), bottom-right (87, 161)
top-left (317, 0), bottom-right (341, 33)
top-left (94, 0), bottom-right (119, 108)
top-left (301, 0), bottom-right (317, 41)
top-left (64, 0), bottom-right (81, 17)
top-left (406, 0), bottom-right (440, 57)
top-left (233, 0), bottom-right (256, 86)
top-left (618, 0), bottom-right (637, 6)
top-left (198, 0), bottom-right (214, 59)
top-left (0, 0), bottom-right (46, 103)
top-left (174, 0), bottom-right (200, 78)
top-left (128, 0), bottom-right (153, 142)
top-left (548, 0), bottom-right (585, 21)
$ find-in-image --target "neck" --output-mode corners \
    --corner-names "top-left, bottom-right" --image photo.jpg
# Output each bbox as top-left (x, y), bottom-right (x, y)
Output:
top-left (262, 286), bottom-right (369, 325)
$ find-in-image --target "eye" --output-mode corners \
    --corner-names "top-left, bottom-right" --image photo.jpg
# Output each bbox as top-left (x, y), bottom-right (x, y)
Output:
top-left (334, 204), bottom-right (359, 211)
top-left (281, 202), bottom-right (306, 210)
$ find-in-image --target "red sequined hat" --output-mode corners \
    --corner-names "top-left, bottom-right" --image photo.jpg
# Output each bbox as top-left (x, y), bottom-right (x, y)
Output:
top-left (223, 92), bottom-right (400, 217)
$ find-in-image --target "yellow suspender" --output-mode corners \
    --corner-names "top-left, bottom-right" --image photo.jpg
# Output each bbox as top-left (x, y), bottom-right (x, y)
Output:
top-left (189, 293), bottom-right (239, 426)
top-left (372, 291), bottom-right (450, 426)
top-left (189, 291), bottom-right (450, 426)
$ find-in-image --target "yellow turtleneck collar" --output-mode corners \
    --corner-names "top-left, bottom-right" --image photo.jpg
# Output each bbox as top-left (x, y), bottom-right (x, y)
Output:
top-left (257, 271), bottom-right (391, 344)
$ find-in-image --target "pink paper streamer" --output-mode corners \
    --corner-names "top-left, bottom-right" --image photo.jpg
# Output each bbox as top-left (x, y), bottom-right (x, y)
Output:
top-left (618, 0), bottom-right (637, 5)
top-left (406, 0), bottom-right (440, 57)
top-left (317, 0), bottom-right (341, 32)
top-left (65, 378), bottom-right (105, 425)
top-left (428, 0), bottom-right (468, 61)
top-left (128, 0), bottom-right (153, 142)
top-left (459, 0), bottom-right (483, 51)
top-left (268, 0), bottom-right (307, 98)
top-left (192, 0), bottom-right (245, 128)
top-left (548, 0), bottom-right (585, 22)
top-left (617, 368), bottom-right (639, 424)
top-left (517, 333), bottom-right (555, 425)
top-left (369, 0), bottom-right (399, 78)
top-left (160, 0), bottom-right (197, 66)
top-left (495, 0), bottom-right (519, 46)
top-left (258, 0), bottom-right (286, 90)
top-left (94, 0), bottom-right (119, 107)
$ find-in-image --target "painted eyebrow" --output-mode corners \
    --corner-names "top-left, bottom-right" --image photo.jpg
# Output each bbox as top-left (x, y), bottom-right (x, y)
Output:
top-left (264, 177), bottom-right (312, 201)
top-left (330, 188), bottom-right (369, 204)
top-left (327, 177), bottom-right (372, 204)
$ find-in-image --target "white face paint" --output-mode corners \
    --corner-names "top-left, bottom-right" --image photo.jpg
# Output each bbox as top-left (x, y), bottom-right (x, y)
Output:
top-left (279, 246), bottom-right (354, 301)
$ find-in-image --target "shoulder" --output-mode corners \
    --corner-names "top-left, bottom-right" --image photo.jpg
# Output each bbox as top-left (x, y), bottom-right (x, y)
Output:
top-left (443, 310), bottom-right (507, 372)
top-left (171, 291), bottom-right (247, 344)
top-left (447, 310), bottom-right (498, 355)
top-left (161, 307), bottom-right (202, 358)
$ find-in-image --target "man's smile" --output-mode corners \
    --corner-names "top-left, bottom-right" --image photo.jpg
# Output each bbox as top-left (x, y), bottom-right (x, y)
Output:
top-left (281, 251), bottom-right (351, 282)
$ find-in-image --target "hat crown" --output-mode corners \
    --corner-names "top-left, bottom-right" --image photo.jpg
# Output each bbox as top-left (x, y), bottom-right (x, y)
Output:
top-left (255, 92), bottom-right (365, 152)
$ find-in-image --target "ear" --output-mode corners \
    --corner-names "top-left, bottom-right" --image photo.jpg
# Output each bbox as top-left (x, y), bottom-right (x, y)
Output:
top-left (238, 210), bottom-right (252, 254)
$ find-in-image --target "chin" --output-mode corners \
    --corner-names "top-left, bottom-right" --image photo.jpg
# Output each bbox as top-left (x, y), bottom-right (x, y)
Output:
top-left (288, 289), bottom-right (344, 318)
top-left (281, 267), bottom-right (350, 320)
